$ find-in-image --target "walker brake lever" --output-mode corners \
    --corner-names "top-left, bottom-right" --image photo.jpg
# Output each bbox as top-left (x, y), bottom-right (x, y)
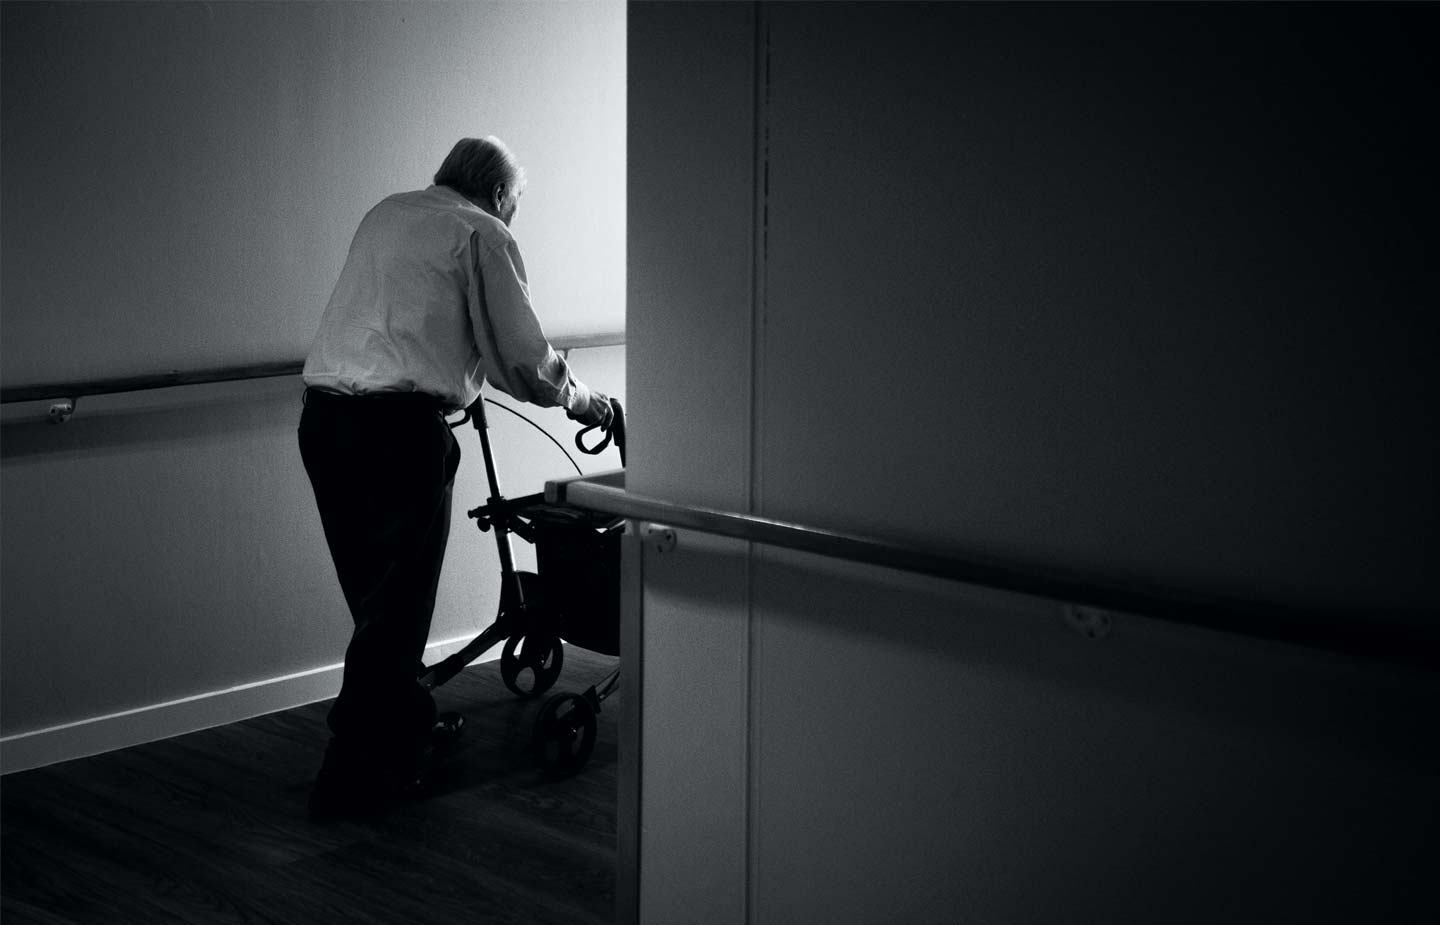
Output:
top-left (609, 398), bottom-right (626, 467)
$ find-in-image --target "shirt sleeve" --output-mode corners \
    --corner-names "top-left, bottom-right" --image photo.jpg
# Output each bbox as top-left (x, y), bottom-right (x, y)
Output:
top-left (468, 235), bottom-right (594, 414)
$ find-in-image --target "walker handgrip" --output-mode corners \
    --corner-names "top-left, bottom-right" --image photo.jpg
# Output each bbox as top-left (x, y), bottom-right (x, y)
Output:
top-left (574, 398), bottom-right (626, 467)
top-left (574, 421), bottom-right (612, 456)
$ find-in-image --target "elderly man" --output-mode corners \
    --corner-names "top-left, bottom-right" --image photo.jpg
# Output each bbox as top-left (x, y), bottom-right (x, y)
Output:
top-left (298, 136), bottom-right (611, 818)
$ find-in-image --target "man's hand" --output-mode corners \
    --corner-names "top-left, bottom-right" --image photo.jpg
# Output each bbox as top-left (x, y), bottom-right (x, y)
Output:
top-left (568, 390), bottom-right (614, 430)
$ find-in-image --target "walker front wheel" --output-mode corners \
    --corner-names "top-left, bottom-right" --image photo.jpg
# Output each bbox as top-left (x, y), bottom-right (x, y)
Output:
top-left (533, 692), bottom-right (597, 778)
top-left (500, 632), bottom-right (564, 698)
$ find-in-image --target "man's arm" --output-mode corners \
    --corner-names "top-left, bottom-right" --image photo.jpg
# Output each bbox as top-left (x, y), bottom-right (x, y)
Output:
top-left (468, 237), bottom-right (608, 424)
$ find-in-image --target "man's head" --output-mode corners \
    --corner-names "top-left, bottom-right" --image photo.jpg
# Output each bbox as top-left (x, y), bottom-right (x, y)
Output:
top-left (434, 136), bottom-right (526, 226)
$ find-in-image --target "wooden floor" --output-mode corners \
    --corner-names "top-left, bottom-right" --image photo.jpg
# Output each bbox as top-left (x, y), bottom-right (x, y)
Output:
top-left (1, 648), bottom-right (620, 925)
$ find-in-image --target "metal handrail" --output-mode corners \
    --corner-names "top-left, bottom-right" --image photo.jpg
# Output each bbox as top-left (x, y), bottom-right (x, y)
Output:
top-left (547, 472), bottom-right (1438, 672)
top-left (0, 331), bottom-right (625, 405)
top-left (0, 360), bottom-right (305, 405)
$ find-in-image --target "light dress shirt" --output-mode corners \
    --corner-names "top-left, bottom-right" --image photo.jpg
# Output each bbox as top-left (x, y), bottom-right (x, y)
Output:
top-left (303, 184), bottom-right (593, 415)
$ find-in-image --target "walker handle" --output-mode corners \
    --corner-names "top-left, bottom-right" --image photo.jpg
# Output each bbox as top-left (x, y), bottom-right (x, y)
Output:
top-left (575, 398), bottom-right (626, 467)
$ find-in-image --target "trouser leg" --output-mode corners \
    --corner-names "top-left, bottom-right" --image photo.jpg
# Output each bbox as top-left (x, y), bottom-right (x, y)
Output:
top-left (326, 478), bottom-right (451, 763)
top-left (298, 399), bottom-right (460, 780)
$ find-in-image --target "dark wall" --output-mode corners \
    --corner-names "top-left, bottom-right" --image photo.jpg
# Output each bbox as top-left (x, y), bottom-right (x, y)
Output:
top-left (753, 1), bottom-right (1437, 632)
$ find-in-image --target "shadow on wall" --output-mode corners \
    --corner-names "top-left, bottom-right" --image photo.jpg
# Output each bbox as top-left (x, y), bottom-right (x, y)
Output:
top-left (738, 547), bottom-right (1440, 923)
top-left (652, 536), bottom-right (1440, 749)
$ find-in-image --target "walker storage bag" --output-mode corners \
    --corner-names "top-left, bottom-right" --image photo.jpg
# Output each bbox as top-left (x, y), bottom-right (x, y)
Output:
top-left (528, 504), bottom-right (623, 657)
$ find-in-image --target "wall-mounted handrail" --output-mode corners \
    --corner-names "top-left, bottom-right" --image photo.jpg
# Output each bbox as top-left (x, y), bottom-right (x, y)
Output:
top-left (0, 332), bottom-right (625, 405)
top-left (0, 360), bottom-right (306, 405)
top-left (547, 472), bottom-right (1438, 672)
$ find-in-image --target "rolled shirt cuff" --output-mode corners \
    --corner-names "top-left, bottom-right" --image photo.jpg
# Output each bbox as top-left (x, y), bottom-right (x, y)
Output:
top-left (566, 380), bottom-right (595, 417)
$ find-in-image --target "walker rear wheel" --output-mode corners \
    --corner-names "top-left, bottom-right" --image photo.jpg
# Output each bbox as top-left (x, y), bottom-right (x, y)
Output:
top-left (533, 692), bottom-right (597, 778)
top-left (500, 632), bottom-right (564, 698)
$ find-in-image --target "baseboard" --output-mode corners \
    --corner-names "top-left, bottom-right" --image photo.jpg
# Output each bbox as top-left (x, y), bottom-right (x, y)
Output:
top-left (0, 634), bottom-right (496, 775)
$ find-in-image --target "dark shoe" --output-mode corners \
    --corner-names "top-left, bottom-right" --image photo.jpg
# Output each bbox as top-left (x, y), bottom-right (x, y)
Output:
top-left (307, 738), bottom-right (426, 821)
top-left (307, 715), bottom-right (465, 821)
top-left (429, 711), bottom-right (466, 755)
top-left (309, 767), bottom-right (420, 821)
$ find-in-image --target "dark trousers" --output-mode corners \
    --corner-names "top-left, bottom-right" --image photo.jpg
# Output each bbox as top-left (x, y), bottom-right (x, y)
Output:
top-left (298, 388), bottom-right (461, 776)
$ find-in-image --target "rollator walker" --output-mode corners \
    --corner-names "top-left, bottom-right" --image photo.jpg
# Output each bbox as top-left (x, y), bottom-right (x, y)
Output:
top-left (416, 392), bottom-right (625, 778)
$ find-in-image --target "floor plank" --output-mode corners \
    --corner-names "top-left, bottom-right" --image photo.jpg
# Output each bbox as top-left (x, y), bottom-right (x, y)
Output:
top-left (2, 648), bottom-right (620, 925)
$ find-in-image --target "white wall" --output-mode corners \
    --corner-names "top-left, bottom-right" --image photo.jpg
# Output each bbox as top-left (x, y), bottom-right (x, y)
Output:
top-left (0, 348), bottom-right (626, 772)
top-left (0, 1), bottom-right (626, 772)
top-left (0, 0), bottom-right (625, 385)
top-left (627, 3), bottom-right (1438, 922)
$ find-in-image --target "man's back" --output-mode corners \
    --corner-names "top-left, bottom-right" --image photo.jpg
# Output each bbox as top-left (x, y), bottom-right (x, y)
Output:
top-left (303, 185), bottom-right (514, 410)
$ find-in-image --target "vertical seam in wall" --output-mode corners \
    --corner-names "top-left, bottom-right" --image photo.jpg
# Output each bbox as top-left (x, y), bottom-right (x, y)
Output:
top-left (748, 9), bottom-right (769, 520)
top-left (746, 3), bottom-right (771, 923)
top-left (623, 523), bottom-right (645, 925)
